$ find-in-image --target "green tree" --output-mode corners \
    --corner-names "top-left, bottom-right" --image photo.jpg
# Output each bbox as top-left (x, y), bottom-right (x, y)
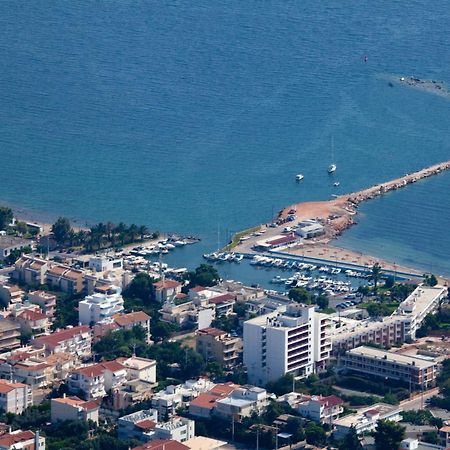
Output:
top-left (316, 295), bottom-right (329, 309)
top-left (124, 272), bottom-right (154, 303)
top-left (305, 422), bottom-right (326, 446)
top-left (424, 274), bottom-right (438, 287)
top-left (288, 287), bottom-right (311, 304)
top-left (15, 221), bottom-right (28, 236)
top-left (138, 225), bottom-right (149, 241)
top-left (384, 276), bottom-right (395, 289)
top-left (370, 263), bottom-right (382, 291)
top-left (187, 264), bottom-right (220, 287)
top-left (339, 426), bottom-right (362, 450)
top-left (374, 420), bottom-right (405, 450)
top-left (51, 217), bottom-right (72, 246)
top-left (0, 206), bottom-right (13, 230)
top-left (151, 321), bottom-right (175, 342)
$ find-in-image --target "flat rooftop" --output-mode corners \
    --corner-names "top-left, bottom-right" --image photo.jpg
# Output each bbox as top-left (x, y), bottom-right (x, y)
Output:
top-left (345, 346), bottom-right (437, 369)
top-left (334, 403), bottom-right (402, 428)
top-left (398, 285), bottom-right (446, 316)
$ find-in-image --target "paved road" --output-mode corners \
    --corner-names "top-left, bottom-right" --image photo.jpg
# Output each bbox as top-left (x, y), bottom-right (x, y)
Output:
top-left (400, 387), bottom-right (439, 411)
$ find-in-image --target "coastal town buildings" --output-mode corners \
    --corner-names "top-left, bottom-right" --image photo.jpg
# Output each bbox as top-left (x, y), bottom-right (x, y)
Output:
top-left (46, 264), bottom-right (84, 294)
top-left (0, 379), bottom-right (32, 414)
top-left (0, 429), bottom-right (45, 450)
top-left (0, 281), bottom-right (25, 307)
top-left (341, 346), bottom-right (438, 390)
top-left (51, 395), bottom-right (100, 424)
top-left (78, 285), bottom-right (124, 325)
top-left (27, 290), bottom-right (57, 318)
top-left (12, 256), bottom-right (48, 287)
top-left (0, 236), bottom-right (31, 261)
top-left (32, 325), bottom-right (92, 357)
top-left (153, 280), bottom-right (182, 303)
top-left (0, 319), bottom-right (21, 351)
top-left (243, 304), bottom-right (331, 385)
top-left (196, 327), bottom-right (242, 368)
top-left (330, 285), bottom-right (447, 352)
top-left (333, 403), bottom-right (403, 439)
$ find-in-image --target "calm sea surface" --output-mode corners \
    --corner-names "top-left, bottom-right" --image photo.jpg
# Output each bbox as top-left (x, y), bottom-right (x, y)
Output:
top-left (1, 1), bottom-right (450, 279)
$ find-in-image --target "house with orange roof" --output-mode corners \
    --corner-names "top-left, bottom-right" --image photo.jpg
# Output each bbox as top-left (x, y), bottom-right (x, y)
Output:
top-left (68, 360), bottom-right (127, 400)
top-left (188, 383), bottom-right (238, 419)
top-left (131, 439), bottom-right (190, 450)
top-left (51, 394), bottom-right (99, 424)
top-left (32, 325), bottom-right (92, 357)
top-left (12, 255), bottom-right (48, 286)
top-left (153, 279), bottom-right (182, 303)
top-left (113, 311), bottom-right (152, 343)
top-left (0, 429), bottom-right (45, 450)
top-left (46, 264), bottom-right (84, 294)
top-left (0, 379), bottom-right (32, 414)
top-left (14, 308), bottom-right (51, 337)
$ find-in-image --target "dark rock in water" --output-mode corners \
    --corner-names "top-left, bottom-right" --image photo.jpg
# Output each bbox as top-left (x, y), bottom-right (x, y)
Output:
top-left (388, 82), bottom-right (394, 87)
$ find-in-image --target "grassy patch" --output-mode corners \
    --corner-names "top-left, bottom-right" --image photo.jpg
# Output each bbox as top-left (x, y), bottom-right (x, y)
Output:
top-left (225, 225), bottom-right (261, 250)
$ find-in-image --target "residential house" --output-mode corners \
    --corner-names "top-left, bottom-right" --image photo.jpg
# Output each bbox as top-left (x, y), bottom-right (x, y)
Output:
top-left (78, 286), bottom-right (124, 325)
top-left (189, 383), bottom-right (239, 419)
top-left (0, 319), bottom-right (21, 351)
top-left (0, 282), bottom-right (25, 307)
top-left (196, 328), bottom-right (242, 368)
top-left (296, 395), bottom-right (344, 423)
top-left (14, 309), bottom-right (51, 337)
top-left (12, 256), bottom-right (48, 287)
top-left (160, 301), bottom-right (215, 330)
top-left (51, 395), bottom-right (99, 424)
top-left (333, 403), bottom-right (403, 439)
top-left (32, 325), bottom-right (92, 357)
top-left (113, 378), bottom-right (155, 411)
top-left (117, 356), bottom-right (157, 383)
top-left (28, 291), bottom-right (57, 318)
top-left (0, 379), bottom-right (32, 414)
top-left (89, 256), bottom-right (123, 273)
top-left (151, 379), bottom-right (215, 419)
top-left (0, 236), bottom-right (31, 261)
top-left (12, 361), bottom-right (53, 389)
top-left (113, 311), bottom-right (151, 343)
top-left (131, 441), bottom-right (190, 450)
top-left (214, 386), bottom-right (270, 421)
top-left (153, 280), bottom-right (182, 303)
top-left (0, 430), bottom-right (45, 450)
top-left (46, 264), bottom-right (84, 294)
top-left (68, 360), bottom-right (127, 400)
top-left (119, 409), bottom-right (195, 443)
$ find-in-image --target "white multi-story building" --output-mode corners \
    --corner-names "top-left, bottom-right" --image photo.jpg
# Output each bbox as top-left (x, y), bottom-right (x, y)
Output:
top-left (89, 256), bottom-right (123, 273)
top-left (244, 304), bottom-right (331, 385)
top-left (0, 380), bottom-right (32, 414)
top-left (78, 286), bottom-right (124, 325)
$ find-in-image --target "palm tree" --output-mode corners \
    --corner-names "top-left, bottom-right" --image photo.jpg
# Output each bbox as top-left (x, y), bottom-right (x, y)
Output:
top-left (138, 225), bottom-right (149, 241)
top-left (128, 224), bottom-right (139, 243)
top-left (370, 263), bottom-right (382, 291)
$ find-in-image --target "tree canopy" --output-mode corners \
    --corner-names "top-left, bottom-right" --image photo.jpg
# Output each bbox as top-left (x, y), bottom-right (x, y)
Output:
top-left (186, 264), bottom-right (220, 287)
top-left (374, 420), bottom-right (405, 450)
top-left (0, 206), bottom-right (13, 230)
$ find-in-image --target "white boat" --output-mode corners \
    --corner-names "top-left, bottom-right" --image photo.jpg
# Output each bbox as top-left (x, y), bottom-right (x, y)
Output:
top-left (333, 181), bottom-right (340, 187)
top-left (296, 174), bottom-right (304, 181)
top-left (328, 136), bottom-right (337, 173)
top-left (173, 240), bottom-right (187, 246)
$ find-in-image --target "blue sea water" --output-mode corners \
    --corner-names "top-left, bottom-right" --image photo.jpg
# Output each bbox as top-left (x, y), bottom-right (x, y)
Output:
top-left (1, 1), bottom-right (450, 277)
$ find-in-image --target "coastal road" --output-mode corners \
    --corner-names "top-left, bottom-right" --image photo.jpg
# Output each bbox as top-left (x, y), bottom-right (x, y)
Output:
top-left (400, 387), bottom-right (439, 411)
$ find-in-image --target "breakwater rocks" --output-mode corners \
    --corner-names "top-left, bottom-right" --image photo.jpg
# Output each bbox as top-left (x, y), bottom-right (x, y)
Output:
top-left (397, 76), bottom-right (450, 98)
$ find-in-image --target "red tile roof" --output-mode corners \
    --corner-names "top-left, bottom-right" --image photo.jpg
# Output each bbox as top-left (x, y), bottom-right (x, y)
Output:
top-left (135, 419), bottom-right (157, 430)
top-left (189, 393), bottom-right (218, 411)
top-left (72, 360), bottom-right (125, 378)
top-left (267, 233), bottom-right (297, 246)
top-left (198, 327), bottom-right (226, 337)
top-left (208, 293), bottom-right (235, 304)
top-left (17, 309), bottom-right (48, 322)
top-left (190, 286), bottom-right (206, 292)
top-left (113, 311), bottom-right (150, 327)
top-left (0, 430), bottom-right (35, 447)
top-left (132, 440), bottom-right (190, 450)
top-left (319, 395), bottom-right (344, 407)
top-left (153, 280), bottom-right (181, 290)
top-left (33, 326), bottom-right (90, 348)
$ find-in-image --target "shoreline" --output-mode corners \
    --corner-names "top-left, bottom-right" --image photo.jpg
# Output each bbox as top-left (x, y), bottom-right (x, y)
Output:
top-left (231, 160), bottom-right (450, 282)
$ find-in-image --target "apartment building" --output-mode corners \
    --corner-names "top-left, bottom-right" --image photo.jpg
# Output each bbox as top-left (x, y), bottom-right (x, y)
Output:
top-left (46, 264), bottom-right (84, 294)
top-left (68, 360), bottom-right (127, 400)
top-left (14, 309), bottom-right (51, 336)
top-left (12, 256), bottom-right (48, 286)
top-left (0, 379), bottom-right (32, 414)
top-left (331, 285), bottom-right (447, 353)
top-left (196, 328), bottom-right (242, 368)
top-left (341, 346), bottom-right (438, 389)
top-left (78, 286), bottom-right (124, 325)
top-left (51, 395), bottom-right (99, 424)
top-left (151, 379), bottom-right (215, 419)
top-left (114, 311), bottom-right (151, 344)
top-left (160, 301), bottom-right (215, 330)
top-left (32, 325), bottom-right (92, 357)
top-left (0, 319), bottom-right (21, 351)
top-left (117, 356), bottom-right (157, 383)
top-left (243, 304), bottom-right (331, 385)
top-left (0, 282), bottom-right (25, 307)
top-left (28, 290), bottom-right (57, 317)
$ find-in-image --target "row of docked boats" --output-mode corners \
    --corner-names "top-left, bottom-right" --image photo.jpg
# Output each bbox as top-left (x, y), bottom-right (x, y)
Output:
top-left (270, 272), bottom-right (352, 294)
top-left (203, 252), bottom-right (244, 262)
top-left (130, 239), bottom-right (189, 257)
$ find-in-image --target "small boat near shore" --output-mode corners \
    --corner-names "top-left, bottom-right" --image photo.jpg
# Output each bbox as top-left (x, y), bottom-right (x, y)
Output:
top-left (296, 174), bottom-right (304, 181)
